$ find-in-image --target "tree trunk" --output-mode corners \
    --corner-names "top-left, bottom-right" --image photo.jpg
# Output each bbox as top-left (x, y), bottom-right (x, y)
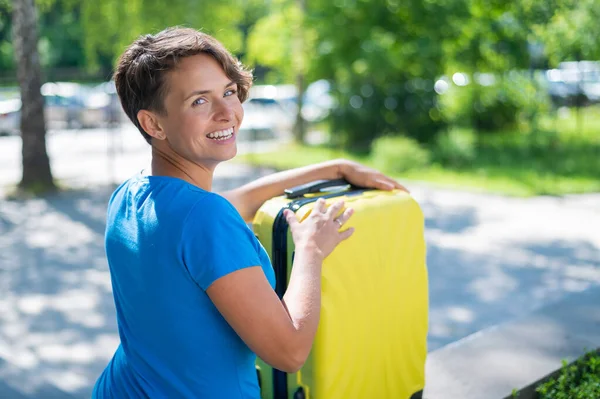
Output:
top-left (12, 0), bottom-right (55, 193)
top-left (575, 59), bottom-right (584, 135)
top-left (293, 73), bottom-right (306, 144)
top-left (292, 0), bottom-right (306, 144)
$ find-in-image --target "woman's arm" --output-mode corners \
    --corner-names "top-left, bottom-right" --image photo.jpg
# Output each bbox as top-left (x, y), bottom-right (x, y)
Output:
top-left (220, 159), bottom-right (340, 222)
top-left (220, 158), bottom-right (407, 222)
top-left (207, 199), bottom-right (354, 372)
top-left (206, 248), bottom-right (324, 373)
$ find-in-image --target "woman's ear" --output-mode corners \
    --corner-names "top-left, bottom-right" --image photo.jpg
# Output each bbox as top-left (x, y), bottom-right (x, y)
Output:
top-left (137, 110), bottom-right (166, 140)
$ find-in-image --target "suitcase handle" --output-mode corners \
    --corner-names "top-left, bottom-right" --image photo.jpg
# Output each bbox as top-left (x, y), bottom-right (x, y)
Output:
top-left (284, 179), bottom-right (360, 199)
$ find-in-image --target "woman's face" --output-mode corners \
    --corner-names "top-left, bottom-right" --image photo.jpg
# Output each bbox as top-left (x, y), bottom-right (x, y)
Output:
top-left (156, 53), bottom-right (244, 169)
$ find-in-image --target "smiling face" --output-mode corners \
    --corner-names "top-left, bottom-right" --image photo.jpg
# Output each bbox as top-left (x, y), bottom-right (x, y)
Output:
top-left (153, 53), bottom-right (244, 169)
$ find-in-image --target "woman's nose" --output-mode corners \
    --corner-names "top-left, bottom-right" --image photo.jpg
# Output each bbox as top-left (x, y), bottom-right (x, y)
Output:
top-left (213, 100), bottom-right (235, 122)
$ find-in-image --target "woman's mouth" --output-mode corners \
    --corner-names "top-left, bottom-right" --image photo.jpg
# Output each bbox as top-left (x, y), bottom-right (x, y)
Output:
top-left (206, 127), bottom-right (234, 141)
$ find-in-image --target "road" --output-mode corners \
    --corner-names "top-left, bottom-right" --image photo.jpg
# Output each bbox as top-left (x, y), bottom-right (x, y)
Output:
top-left (0, 124), bottom-right (288, 191)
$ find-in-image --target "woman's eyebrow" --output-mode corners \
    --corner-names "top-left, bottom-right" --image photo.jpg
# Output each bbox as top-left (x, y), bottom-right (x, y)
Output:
top-left (184, 81), bottom-right (236, 100)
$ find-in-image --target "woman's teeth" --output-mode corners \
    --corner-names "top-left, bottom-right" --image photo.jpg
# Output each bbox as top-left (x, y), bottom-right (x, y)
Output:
top-left (207, 127), bottom-right (234, 140)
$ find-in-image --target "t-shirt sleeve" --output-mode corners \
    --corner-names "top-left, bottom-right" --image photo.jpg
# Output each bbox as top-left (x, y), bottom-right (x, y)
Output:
top-left (181, 193), bottom-right (261, 290)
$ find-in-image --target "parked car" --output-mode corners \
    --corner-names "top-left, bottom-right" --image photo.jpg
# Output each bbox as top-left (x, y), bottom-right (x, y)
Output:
top-left (42, 83), bottom-right (84, 129)
top-left (42, 82), bottom-right (109, 129)
top-left (545, 61), bottom-right (600, 106)
top-left (0, 98), bottom-right (20, 136)
top-left (0, 81), bottom-right (120, 135)
top-left (93, 81), bottom-right (128, 126)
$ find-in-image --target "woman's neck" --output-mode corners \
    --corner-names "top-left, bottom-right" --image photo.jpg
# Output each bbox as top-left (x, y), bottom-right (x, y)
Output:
top-left (150, 144), bottom-right (214, 191)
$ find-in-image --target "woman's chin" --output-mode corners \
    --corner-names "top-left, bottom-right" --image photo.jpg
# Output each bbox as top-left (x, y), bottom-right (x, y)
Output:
top-left (215, 145), bottom-right (238, 164)
top-left (223, 150), bottom-right (237, 162)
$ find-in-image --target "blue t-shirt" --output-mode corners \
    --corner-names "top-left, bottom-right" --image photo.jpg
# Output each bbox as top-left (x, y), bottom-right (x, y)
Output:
top-left (93, 173), bottom-right (276, 398)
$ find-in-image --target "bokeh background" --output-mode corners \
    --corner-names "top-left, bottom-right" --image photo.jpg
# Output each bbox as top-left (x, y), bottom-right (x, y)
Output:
top-left (1, 1), bottom-right (599, 398)
top-left (2, 0), bottom-right (599, 196)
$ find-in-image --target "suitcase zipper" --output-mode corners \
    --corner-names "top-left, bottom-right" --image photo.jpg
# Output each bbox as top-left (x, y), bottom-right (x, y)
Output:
top-left (270, 189), bottom-right (369, 399)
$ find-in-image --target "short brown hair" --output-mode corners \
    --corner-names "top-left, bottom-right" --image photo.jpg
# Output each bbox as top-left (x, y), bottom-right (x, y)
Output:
top-left (114, 27), bottom-right (253, 144)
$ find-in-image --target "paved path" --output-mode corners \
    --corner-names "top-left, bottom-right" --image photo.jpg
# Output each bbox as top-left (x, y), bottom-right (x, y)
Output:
top-left (424, 285), bottom-right (600, 399)
top-left (0, 124), bottom-right (288, 190)
top-left (1, 129), bottom-right (599, 397)
top-left (413, 186), bottom-right (600, 351)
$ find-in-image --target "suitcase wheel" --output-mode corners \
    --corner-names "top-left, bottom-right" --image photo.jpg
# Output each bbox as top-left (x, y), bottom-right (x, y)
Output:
top-left (293, 387), bottom-right (305, 399)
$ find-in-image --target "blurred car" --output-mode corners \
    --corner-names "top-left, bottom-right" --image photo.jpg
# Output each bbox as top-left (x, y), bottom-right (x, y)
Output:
top-left (242, 81), bottom-right (335, 135)
top-left (42, 82), bottom-right (106, 129)
top-left (42, 83), bottom-right (83, 129)
top-left (0, 81), bottom-right (123, 135)
top-left (0, 98), bottom-right (21, 136)
top-left (238, 85), bottom-right (296, 141)
top-left (303, 79), bottom-right (335, 122)
top-left (545, 61), bottom-right (600, 106)
top-left (237, 99), bottom-right (287, 141)
top-left (93, 81), bottom-right (128, 126)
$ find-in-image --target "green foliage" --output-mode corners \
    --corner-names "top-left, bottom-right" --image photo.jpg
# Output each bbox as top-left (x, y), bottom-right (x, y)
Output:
top-left (3, 0), bottom-right (600, 168)
top-left (329, 80), bottom-right (444, 150)
top-left (471, 81), bottom-right (521, 132)
top-left (236, 0), bottom-right (271, 61)
top-left (535, 350), bottom-right (600, 399)
top-left (371, 136), bottom-right (431, 173)
top-left (38, 1), bottom-right (86, 68)
top-left (0, 0), bottom-right (14, 71)
top-left (78, 0), bottom-right (245, 71)
top-left (307, 0), bottom-right (457, 148)
top-left (439, 73), bottom-right (551, 132)
top-left (238, 105), bottom-right (600, 196)
top-left (537, 0), bottom-right (600, 65)
top-left (246, 0), bottom-right (315, 84)
top-left (440, 79), bottom-right (506, 131)
top-left (432, 128), bottom-right (476, 167)
top-left (247, 11), bottom-right (290, 74)
top-left (444, 0), bottom-right (531, 73)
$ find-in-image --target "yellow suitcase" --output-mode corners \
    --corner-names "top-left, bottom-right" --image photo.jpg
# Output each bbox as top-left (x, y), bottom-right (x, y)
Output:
top-left (252, 179), bottom-right (428, 399)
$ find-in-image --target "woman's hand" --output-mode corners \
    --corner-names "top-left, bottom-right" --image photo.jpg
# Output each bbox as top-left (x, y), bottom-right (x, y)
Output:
top-left (337, 159), bottom-right (409, 192)
top-left (284, 198), bottom-right (354, 262)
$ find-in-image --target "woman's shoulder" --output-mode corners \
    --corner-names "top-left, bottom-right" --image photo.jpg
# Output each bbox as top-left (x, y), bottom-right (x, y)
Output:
top-left (186, 192), bottom-right (243, 224)
top-left (108, 173), bottom-right (215, 220)
top-left (110, 173), bottom-right (244, 226)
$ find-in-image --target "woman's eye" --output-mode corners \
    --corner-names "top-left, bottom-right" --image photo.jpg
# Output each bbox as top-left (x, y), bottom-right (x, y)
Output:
top-left (224, 89), bottom-right (237, 97)
top-left (193, 98), bottom-right (206, 106)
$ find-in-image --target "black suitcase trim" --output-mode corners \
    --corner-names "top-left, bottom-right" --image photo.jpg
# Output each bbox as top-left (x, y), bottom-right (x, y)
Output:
top-left (270, 189), bottom-right (369, 399)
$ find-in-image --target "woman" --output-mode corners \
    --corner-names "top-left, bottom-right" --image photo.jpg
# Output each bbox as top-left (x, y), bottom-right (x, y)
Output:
top-left (93, 26), bottom-right (407, 398)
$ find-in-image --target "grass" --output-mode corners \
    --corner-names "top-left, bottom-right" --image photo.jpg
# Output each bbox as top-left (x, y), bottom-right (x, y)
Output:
top-left (236, 106), bottom-right (600, 197)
